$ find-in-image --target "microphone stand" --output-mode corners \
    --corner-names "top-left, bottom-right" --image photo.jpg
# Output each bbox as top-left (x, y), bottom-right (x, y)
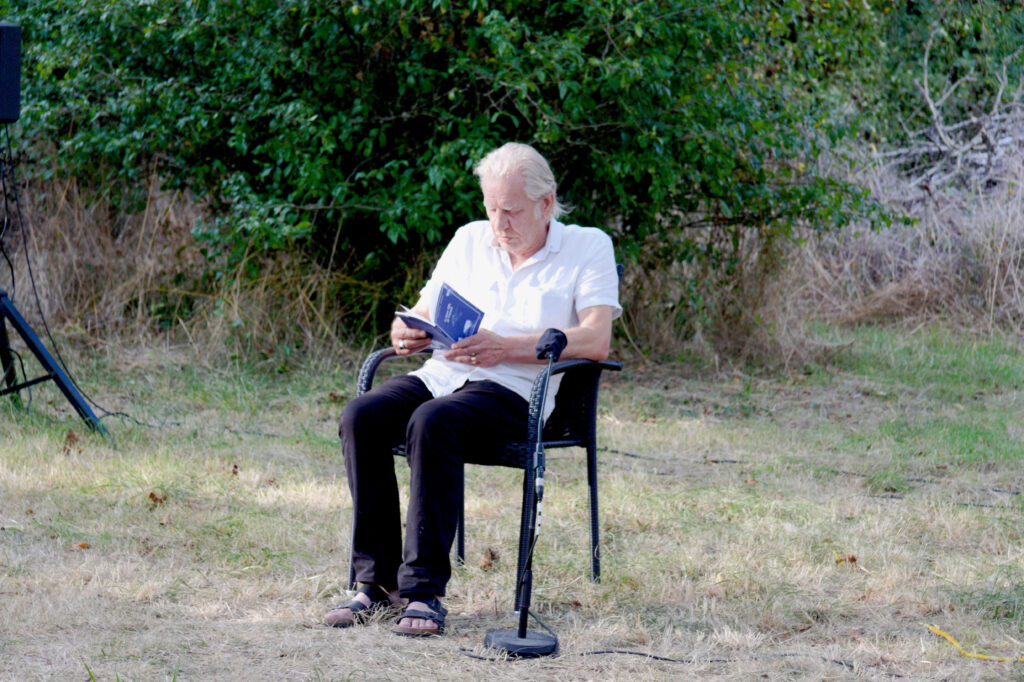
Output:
top-left (484, 332), bottom-right (563, 658)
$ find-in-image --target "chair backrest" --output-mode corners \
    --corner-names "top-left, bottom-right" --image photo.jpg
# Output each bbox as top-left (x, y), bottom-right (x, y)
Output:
top-left (541, 366), bottom-right (604, 446)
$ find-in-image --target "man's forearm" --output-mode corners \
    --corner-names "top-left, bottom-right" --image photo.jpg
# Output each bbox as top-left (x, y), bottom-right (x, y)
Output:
top-left (500, 306), bottom-right (613, 363)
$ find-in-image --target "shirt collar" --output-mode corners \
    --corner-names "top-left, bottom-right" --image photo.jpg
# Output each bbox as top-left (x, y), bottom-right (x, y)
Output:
top-left (545, 219), bottom-right (565, 254)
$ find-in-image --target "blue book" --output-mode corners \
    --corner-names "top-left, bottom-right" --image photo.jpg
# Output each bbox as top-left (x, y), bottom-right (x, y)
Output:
top-left (396, 282), bottom-right (483, 349)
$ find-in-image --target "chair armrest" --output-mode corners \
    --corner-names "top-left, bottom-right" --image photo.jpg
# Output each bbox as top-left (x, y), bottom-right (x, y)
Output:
top-left (525, 358), bottom-right (622, 450)
top-left (547, 358), bottom-right (623, 379)
top-left (356, 347), bottom-right (431, 396)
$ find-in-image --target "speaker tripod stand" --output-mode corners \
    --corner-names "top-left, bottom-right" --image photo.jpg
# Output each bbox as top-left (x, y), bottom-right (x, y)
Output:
top-left (0, 289), bottom-right (105, 434)
top-left (0, 23), bottom-right (103, 434)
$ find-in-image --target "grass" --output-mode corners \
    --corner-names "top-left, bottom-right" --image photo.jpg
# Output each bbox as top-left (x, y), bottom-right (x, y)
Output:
top-left (2, 325), bottom-right (1024, 680)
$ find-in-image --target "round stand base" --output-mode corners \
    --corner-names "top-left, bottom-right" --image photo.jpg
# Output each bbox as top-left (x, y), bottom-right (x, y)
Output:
top-left (484, 628), bottom-right (559, 658)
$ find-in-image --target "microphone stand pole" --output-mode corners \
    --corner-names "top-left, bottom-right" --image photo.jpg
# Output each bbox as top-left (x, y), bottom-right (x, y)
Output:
top-left (484, 350), bottom-right (559, 658)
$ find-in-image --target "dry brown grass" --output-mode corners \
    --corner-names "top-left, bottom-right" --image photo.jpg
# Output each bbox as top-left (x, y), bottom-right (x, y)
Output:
top-left (788, 153), bottom-right (1024, 336)
top-left (619, 150), bottom-right (1024, 369)
top-left (2, 173), bottom-right (205, 339)
top-left (3, 332), bottom-right (1024, 680)
top-left (2, 174), bottom-right (384, 368)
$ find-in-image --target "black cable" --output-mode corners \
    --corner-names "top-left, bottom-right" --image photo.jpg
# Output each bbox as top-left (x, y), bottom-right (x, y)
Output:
top-left (528, 608), bottom-right (558, 640)
top-left (577, 649), bottom-right (693, 662)
top-left (97, 410), bottom-right (181, 429)
top-left (0, 237), bottom-right (14, 293)
top-left (597, 446), bottom-right (745, 465)
top-left (487, 581), bottom-right (881, 672)
top-left (987, 487), bottom-right (1022, 496)
top-left (12, 346), bottom-right (31, 410)
top-left (597, 446), bottom-right (660, 460)
top-left (0, 141), bottom-right (27, 410)
top-left (457, 648), bottom-right (504, 661)
top-left (0, 135), bottom-right (17, 296)
top-left (458, 645), bottom-right (908, 676)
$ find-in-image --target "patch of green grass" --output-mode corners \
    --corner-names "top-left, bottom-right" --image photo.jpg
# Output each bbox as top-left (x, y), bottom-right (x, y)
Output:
top-left (878, 413), bottom-right (1022, 467)
top-left (866, 469), bottom-right (912, 494)
top-left (949, 564), bottom-right (1024, 626)
top-left (824, 324), bottom-right (1024, 401)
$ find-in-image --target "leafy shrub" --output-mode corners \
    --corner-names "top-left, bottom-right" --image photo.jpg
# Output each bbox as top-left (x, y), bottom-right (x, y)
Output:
top-left (9, 0), bottom-right (898, 349)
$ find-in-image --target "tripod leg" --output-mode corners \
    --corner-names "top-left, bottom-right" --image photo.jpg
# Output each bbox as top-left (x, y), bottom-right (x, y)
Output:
top-left (0, 292), bottom-right (106, 433)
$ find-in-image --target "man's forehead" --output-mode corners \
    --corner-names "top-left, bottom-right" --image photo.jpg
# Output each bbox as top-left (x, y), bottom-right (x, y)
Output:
top-left (482, 178), bottom-right (530, 206)
top-left (483, 195), bottom-right (527, 208)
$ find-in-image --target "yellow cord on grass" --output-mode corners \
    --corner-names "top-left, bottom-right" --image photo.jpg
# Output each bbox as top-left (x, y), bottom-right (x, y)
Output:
top-left (927, 624), bottom-right (1024, 663)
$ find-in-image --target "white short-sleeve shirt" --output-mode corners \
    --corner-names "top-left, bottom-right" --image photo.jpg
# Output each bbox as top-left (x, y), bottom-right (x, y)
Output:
top-left (410, 218), bottom-right (621, 419)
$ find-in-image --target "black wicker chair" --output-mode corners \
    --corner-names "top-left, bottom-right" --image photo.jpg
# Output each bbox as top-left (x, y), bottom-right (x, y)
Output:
top-left (345, 348), bottom-right (621, 603)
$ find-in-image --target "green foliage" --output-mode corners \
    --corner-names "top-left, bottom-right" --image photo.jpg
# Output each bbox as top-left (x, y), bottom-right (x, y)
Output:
top-left (7, 0), bottom-right (926, 343)
top-left (847, 0), bottom-right (1024, 142)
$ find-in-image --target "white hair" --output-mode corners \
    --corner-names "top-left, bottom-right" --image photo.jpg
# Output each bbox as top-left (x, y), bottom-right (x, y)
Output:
top-left (473, 142), bottom-right (570, 220)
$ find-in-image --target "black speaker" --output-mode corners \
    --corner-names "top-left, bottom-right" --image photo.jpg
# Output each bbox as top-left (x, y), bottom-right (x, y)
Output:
top-left (0, 22), bottom-right (21, 123)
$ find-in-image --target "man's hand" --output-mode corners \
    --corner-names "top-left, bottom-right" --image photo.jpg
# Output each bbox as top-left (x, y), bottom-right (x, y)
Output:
top-left (444, 305), bottom-right (614, 368)
top-left (446, 329), bottom-right (507, 367)
top-left (391, 316), bottom-right (431, 355)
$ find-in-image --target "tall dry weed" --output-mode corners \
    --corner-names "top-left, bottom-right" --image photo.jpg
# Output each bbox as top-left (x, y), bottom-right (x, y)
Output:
top-left (789, 153), bottom-right (1024, 337)
top-left (619, 223), bottom-right (797, 366)
top-left (1, 172), bottom-right (205, 340)
top-left (621, 149), bottom-right (1024, 368)
top-left (1, 172), bottom-right (371, 367)
top-left (179, 248), bottom-right (383, 367)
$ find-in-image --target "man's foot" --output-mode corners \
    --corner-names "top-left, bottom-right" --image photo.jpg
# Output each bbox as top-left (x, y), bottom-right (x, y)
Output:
top-left (393, 596), bottom-right (446, 637)
top-left (324, 584), bottom-right (399, 628)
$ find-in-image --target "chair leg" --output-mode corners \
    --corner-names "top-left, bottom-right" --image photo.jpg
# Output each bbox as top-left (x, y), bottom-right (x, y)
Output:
top-left (586, 442), bottom-right (600, 583)
top-left (456, 463), bottom-right (465, 565)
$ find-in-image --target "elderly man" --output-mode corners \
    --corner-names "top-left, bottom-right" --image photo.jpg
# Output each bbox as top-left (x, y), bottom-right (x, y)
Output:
top-left (325, 142), bottom-right (621, 636)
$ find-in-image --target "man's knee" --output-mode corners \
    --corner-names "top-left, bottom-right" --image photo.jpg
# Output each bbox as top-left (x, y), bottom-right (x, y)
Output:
top-left (338, 396), bottom-right (359, 440)
top-left (409, 394), bottom-right (462, 424)
top-left (339, 392), bottom-right (383, 441)
top-left (406, 399), bottom-right (460, 447)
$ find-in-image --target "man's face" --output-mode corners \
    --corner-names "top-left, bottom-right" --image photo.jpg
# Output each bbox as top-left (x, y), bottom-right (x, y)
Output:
top-left (482, 174), bottom-right (553, 264)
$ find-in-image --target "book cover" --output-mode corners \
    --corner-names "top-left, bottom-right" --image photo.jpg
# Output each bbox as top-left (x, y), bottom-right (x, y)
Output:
top-left (395, 282), bottom-right (483, 350)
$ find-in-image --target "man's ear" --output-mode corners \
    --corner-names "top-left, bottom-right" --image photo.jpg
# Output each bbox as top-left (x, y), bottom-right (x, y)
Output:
top-left (542, 192), bottom-right (555, 220)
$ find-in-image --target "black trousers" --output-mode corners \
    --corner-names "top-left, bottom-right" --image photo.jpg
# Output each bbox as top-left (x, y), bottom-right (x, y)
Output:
top-left (340, 374), bottom-right (529, 599)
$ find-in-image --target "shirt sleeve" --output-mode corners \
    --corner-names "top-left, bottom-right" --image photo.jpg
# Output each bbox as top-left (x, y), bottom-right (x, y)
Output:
top-left (574, 229), bottom-right (622, 320)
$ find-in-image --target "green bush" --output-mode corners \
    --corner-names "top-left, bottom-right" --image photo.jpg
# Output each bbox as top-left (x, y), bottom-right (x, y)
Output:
top-left (9, 0), bottom-right (907, 346)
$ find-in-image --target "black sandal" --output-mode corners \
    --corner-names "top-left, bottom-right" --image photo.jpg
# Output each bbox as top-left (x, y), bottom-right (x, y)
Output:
top-left (392, 596), bottom-right (447, 637)
top-left (324, 584), bottom-right (393, 628)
